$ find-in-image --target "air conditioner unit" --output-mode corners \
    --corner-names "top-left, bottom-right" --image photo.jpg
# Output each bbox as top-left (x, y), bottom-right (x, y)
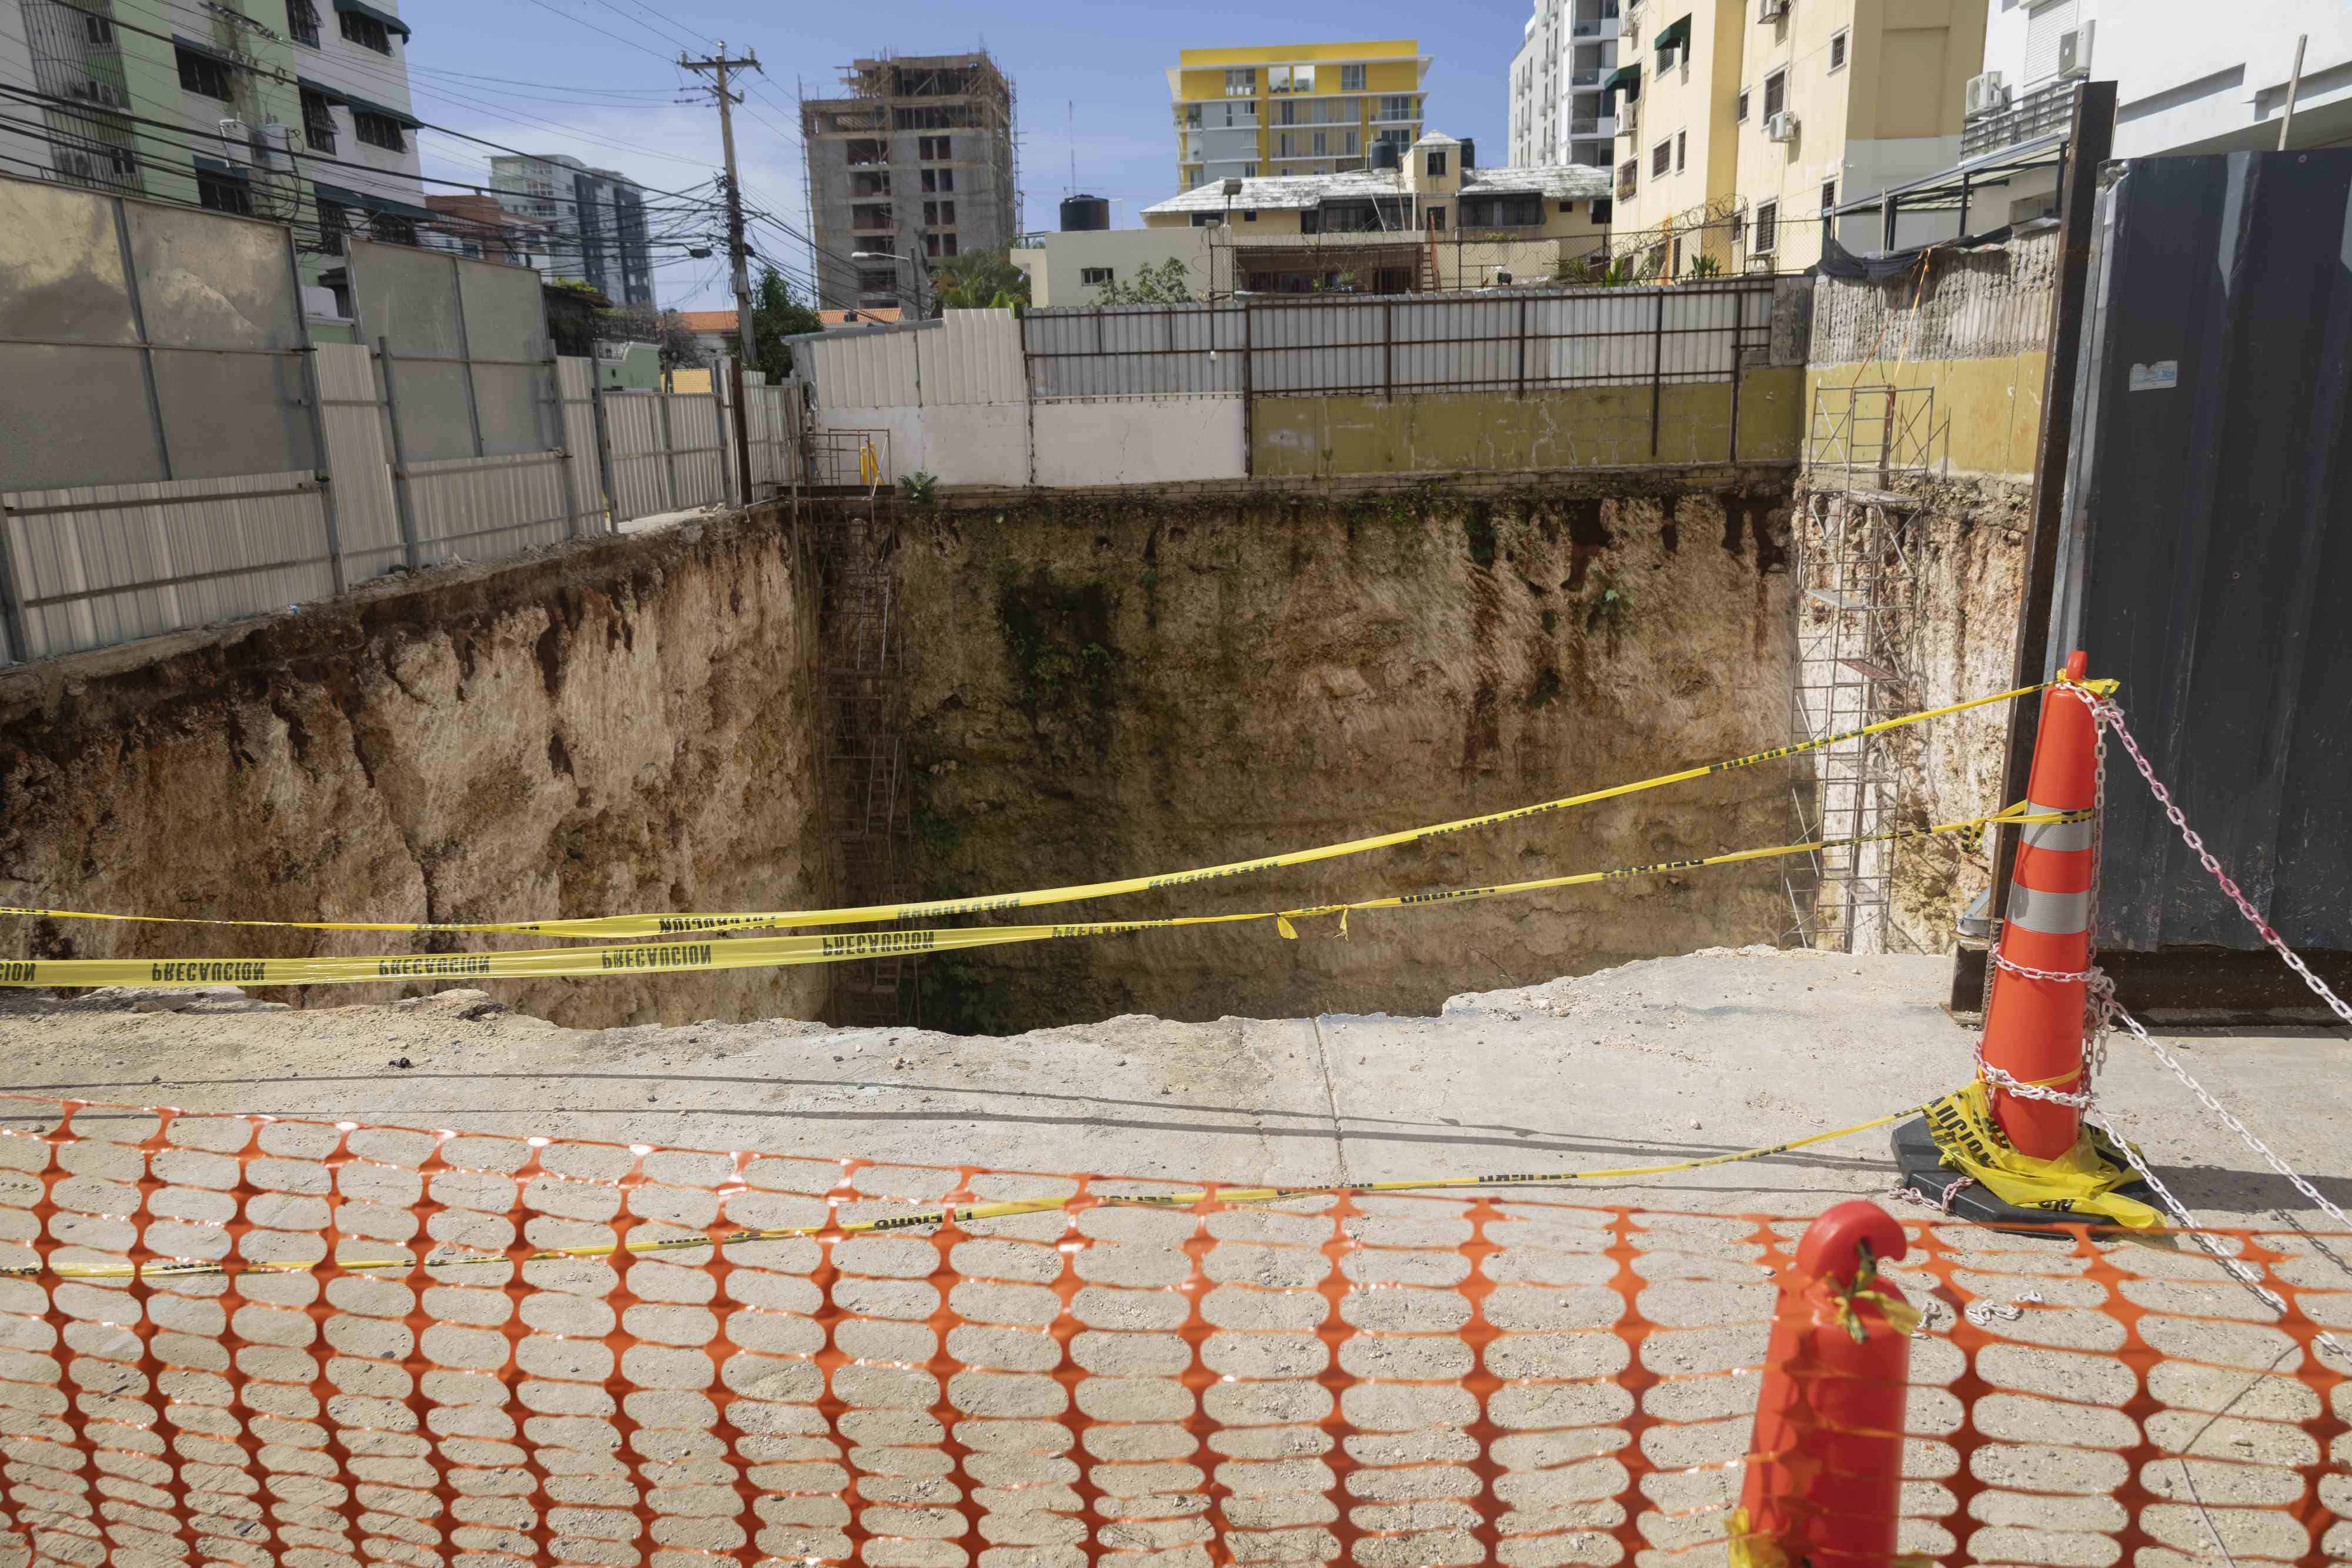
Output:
top-left (2057, 22), bottom-right (2093, 79)
top-left (1965, 71), bottom-right (2010, 118)
top-left (1765, 111), bottom-right (1798, 143)
top-left (1756, 0), bottom-right (1788, 20)
top-left (1616, 102), bottom-right (1639, 136)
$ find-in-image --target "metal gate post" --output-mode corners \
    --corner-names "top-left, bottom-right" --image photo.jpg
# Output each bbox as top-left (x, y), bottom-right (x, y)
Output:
top-left (376, 336), bottom-right (422, 571)
top-left (589, 377), bottom-right (618, 531)
top-left (659, 392), bottom-right (680, 511)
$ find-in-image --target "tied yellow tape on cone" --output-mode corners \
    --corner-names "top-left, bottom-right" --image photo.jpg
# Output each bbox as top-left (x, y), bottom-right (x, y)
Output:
top-left (1920, 1080), bottom-right (2162, 1231)
top-left (1723, 1509), bottom-right (1934, 1568)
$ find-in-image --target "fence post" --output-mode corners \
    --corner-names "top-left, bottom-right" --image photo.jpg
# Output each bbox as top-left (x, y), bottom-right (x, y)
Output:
top-left (1649, 286), bottom-right (1666, 459)
top-left (112, 196), bottom-right (173, 479)
top-left (1240, 299), bottom-right (1254, 479)
top-left (589, 376), bottom-right (618, 532)
top-left (552, 359), bottom-right (583, 540)
top-left (447, 255), bottom-right (486, 458)
top-left (376, 336), bottom-right (422, 571)
top-left (713, 374), bottom-right (734, 508)
top-left (285, 233), bottom-right (346, 596)
top-left (1515, 294), bottom-right (1528, 397)
top-left (0, 514), bottom-right (29, 664)
top-left (659, 392), bottom-right (680, 511)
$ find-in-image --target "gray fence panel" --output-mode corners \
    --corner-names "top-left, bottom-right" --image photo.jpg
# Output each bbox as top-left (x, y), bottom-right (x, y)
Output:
top-left (348, 239), bottom-right (475, 463)
top-left (404, 453), bottom-right (573, 564)
top-left (1023, 303), bottom-right (1244, 399)
top-left (664, 394), bottom-right (728, 510)
top-left (314, 341), bottom-right (406, 582)
top-left (1, 473), bottom-right (334, 660)
top-left (0, 178), bottom-right (310, 490)
top-left (602, 392), bottom-right (671, 521)
top-left (557, 357), bottom-right (606, 533)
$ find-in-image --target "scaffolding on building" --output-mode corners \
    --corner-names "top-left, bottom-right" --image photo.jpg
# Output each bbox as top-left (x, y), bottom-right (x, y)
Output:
top-left (1785, 383), bottom-right (1936, 953)
top-left (810, 504), bottom-right (919, 1026)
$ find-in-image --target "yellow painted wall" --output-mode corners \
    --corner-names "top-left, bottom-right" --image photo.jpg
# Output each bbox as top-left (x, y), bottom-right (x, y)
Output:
top-left (1251, 367), bottom-right (1805, 476)
top-left (1804, 353), bottom-right (2046, 479)
top-left (1180, 40), bottom-right (1418, 68)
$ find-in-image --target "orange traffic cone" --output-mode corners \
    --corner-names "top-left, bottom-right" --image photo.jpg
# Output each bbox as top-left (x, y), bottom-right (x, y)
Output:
top-left (1982, 648), bottom-right (2098, 1157)
top-left (1730, 1201), bottom-right (1919, 1568)
top-left (1892, 651), bottom-right (2161, 1232)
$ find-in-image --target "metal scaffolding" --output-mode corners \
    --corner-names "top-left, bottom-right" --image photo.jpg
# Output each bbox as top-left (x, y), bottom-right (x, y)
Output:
top-left (811, 506), bottom-right (917, 1025)
top-left (1786, 383), bottom-right (1934, 952)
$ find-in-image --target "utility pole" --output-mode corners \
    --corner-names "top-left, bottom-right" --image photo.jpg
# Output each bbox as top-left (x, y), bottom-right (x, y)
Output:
top-left (682, 43), bottom-right (761, 505)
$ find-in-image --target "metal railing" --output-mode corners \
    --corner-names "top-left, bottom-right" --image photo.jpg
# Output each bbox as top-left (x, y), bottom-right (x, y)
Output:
top-left (1961, 76), bottom-right (2080, 158)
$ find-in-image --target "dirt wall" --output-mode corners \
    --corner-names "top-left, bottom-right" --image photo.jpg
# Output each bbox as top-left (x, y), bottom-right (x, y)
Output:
top-left (881, 478), bottom-right (1804, 1031)
top-left (0, 509), bottom-right (831, 1028)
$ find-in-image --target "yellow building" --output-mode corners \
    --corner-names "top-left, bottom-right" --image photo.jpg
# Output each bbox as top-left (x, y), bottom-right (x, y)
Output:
top-left (1605, 0), bottom-right (1983, 275)
top-left (1166, 41), bottom-right (1431, 191)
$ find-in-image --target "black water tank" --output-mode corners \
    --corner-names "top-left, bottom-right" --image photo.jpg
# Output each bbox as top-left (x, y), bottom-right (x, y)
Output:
top-left (1459, 137), bottom-right (1476, 170)
top-left (1060, 193), bottom-right (1110, 231)
top-left (1372, 139), bottom-right (1399, 171)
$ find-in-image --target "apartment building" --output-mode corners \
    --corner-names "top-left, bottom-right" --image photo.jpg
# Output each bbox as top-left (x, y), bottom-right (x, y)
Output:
top-left (1167, 41), bottom-right (1428, 190)
top-left (1840, 2), bottom-right (2352, 251)
top-left (1509, 0), bottom-right (1621, 168)
top-left (1604, 0), bottom-right (1982, 273)
top-left (0, 0), bottom-right (428, 282)
top-left (799, 52), bottom-right (1018, 313)
top-left (489, 153), bottom-right (654, 307)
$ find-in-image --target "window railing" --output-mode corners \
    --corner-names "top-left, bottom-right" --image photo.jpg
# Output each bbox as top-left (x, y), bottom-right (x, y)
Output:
top-left (1572, 68), bottom-right (1600, 86)
top-left (1962, 76), bottom-right (2080, 158)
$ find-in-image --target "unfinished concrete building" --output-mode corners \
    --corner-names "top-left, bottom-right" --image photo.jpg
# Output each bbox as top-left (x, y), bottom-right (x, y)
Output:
top-left (800, 52), bottom-right (1018, 314)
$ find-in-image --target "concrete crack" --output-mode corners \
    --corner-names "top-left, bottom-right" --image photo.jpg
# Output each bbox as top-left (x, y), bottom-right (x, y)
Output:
top-left (1309, 1015), bottom-right (1352, 1186)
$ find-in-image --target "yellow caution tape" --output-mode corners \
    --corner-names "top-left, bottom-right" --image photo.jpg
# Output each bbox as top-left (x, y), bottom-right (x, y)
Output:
top-left (0, 807), bottom-right (2083, 991)
top-left (0, 680), bottom-right (2087, 942)
top-left (0, 1101), bottom-right (1932, 1282)
top-left (1727, 1508), bottom-right (1935, 1568)
top-left (1919, 1079), bottom-right (2161, 1231)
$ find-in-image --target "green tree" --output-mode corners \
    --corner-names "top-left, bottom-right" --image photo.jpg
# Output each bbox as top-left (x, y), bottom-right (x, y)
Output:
top-left (735, 265), bottom-right (823, 380)
top-left (927, 248), bottom-right (1031, 312)
top-left (1093, 257), bottom-right (1197, 305)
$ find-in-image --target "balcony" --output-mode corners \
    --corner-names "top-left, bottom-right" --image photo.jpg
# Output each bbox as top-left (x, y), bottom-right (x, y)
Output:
top-left (1961, 76), bottom-right (2080, 158)
top-left (1571, 117), bottom-right (1608, 136)
top-left (1573, 18), bottom-right (1603, 36)
top-left (1572, 68), bottom-right (1600, 86)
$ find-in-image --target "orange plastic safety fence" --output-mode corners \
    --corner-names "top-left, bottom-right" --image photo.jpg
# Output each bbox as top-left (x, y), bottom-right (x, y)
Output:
top-left (0, 1093), bottom-right (2345, 1568)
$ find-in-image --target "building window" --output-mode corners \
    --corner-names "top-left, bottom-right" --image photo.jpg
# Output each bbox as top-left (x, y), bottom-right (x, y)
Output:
top-left (1763, 69), bottom-right (1786, 120)
top-left (1191, 211), bottom-right (1220, 226)
top-left (1651, 139), bottom-right (1671, 177)
top-left (1820, 178), bottom-right (1836, 213)
top-left (195, 164), bottom-right (251, 213)
top-left (1671, 236), bottom-right (1682, 276)
top-left (1244, 162), bottom-right (1258, 176)
top-left (943, 233), bottom-right (957, 256)
top-left (1426, 205), bottom-right (1445, 231)
top-left (1342, 129), bottom-right (1358, 156)
top-left (1675, 129), bottom-right (1686, 172)
top-left (924, 200), bottom-right (938, 224)
top-left (1618, 158), bottom-right (1637, 196)
top-left (300, 87), bottom-right (336, 151)
top-left (1341, 63), bottom-right (1365, 92)
top-left (856, 268), bottom-right (896, 294)
top-left (338, 8), bottom-right (390, 52)
top-left (1278, 99), bottom-right (1295, 125)
top-left (1379, 94), bottom-right (1415, 121)
top-left (1080, 266), bottom-right (1113, 285)
top-left (1225, 67), bottom-right (1254, 96)
top-left (1277, 132), bottom-right (1295, 158)
top-left (1753, 199), bottom-right (1778, 254)
top-left (176, 46), bottom-right (232, 101)
top-left (81, 12), bottom-right (113, 42)
top-left (1311, 130), bottom-right (1327, 155)
top-left (1425, 149), bottom-right (1446, 176)
top-left (1185, 103), bottom-right (1201, 128)
top-left (1729, 206), bottom-right (1745, 249)
top-left (1459, 192), bottom-right (1542, 227)
top-left (1736, 86), bottom-right (1750, 122)
top-left (317, 197), bottom-right (346, 255)
top-left (370, 211), bottom-right (415, 245)
top-left (918, 134), bottom-right (951, 159)
top-left (1591, 197), bottom-right (1611, 224)
top-left (1243, 209), bottom-right (1257, 221)
top-left (924, 231), bottom-right (940, 256)
top-left (286, 0), bottom-right (318, 45)
top-left (1269, 63), bottom-right (1313, 92)
top-left (1829, 29), bottom-right (1847, 72)
top-left (353, 111), bottom-right (404, 151)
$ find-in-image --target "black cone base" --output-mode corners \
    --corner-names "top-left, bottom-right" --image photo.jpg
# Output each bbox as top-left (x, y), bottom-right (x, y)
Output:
top-left (1889, 1116), bottom-right (2160, 1237)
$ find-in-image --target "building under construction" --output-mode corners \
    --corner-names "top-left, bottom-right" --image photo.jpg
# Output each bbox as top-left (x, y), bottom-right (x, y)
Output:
top-left (800, 52), bottom-right (1018, 314)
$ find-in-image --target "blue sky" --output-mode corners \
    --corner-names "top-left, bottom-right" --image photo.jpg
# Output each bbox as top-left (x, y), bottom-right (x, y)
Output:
top-left (397, 0), bottom-right (1532, 309)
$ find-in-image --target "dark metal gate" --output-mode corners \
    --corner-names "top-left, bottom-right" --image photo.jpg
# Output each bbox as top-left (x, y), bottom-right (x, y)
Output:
top-left (2049, 149), bottom-right (2352, 985)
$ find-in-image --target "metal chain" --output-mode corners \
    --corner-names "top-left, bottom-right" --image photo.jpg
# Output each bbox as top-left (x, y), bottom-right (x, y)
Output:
top-left (2067, 685), bottom-right (2352, 1030)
